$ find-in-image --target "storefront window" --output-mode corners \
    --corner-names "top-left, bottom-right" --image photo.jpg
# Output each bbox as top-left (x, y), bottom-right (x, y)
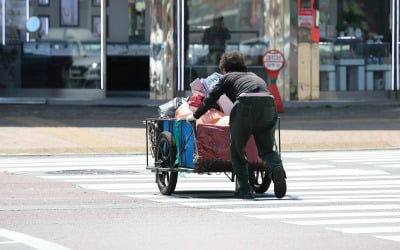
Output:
top-left (0, 0), bottom-right (101, 90)
top-left (319, 0), bottom-right (392, 91)
top-left (185, 0), bottom-right (268, 87)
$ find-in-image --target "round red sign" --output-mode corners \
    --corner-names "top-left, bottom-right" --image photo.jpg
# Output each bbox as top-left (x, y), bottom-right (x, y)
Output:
top-left (262, 50), bottom-right (285, 72)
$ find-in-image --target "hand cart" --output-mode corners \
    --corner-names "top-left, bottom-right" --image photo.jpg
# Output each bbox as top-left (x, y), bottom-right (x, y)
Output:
top-left (145, 118), bottom-right (280, 195)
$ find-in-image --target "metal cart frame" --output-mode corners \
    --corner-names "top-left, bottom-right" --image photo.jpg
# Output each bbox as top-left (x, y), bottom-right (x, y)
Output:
top-left (145, 118), bottom-right (280, 195)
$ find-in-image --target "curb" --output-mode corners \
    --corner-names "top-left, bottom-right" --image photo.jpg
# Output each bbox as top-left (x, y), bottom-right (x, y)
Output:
top-left (1, 97), bottom-right (399, 109)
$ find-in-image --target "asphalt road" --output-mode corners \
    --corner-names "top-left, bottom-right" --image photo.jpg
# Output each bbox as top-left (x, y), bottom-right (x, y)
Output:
top-left (1, 151), bottom-right (400, 250)
top-left (1, 103), bottom-right (400, 249)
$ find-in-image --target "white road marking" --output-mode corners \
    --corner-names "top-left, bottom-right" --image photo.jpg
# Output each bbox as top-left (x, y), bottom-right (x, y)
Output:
top-left (0, 228), bottom-right (70, 250)
top-left (329, 226), bottom-right (400, 234)
top-left (248, 211), bottom-right (400, 220)
top-left (376, 235), bottom-right (400, 241)
top-left (288, 218), bottom-right (400, 226)
top-left (179, 198), bottom-right (400, 207)
top-left (214, 204), bottom-right (400, 213)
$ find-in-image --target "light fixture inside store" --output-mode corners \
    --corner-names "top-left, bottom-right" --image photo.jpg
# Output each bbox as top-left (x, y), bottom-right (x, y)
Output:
top-left (26, 16), bottom-right (41, 33)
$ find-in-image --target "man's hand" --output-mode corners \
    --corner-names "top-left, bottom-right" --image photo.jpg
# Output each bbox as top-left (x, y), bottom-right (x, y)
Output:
top-left (186, 114), bottom-right (196, 122)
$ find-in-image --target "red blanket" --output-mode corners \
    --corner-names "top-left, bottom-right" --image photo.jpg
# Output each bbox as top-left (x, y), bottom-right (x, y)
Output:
top-left (196, 124), bottom-right (263, 164)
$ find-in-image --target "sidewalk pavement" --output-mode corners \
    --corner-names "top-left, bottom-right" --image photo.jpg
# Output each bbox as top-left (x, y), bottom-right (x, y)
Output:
top-left (0, 96), bottom-right (399, 155)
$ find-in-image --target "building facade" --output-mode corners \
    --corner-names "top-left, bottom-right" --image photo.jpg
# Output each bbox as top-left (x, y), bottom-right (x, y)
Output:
top-left (0, 0), bottom-right (398, 101)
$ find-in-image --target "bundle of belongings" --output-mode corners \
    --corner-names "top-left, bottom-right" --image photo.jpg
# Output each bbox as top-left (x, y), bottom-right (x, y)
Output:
top-left (158, 73), bottom-right (264, 173)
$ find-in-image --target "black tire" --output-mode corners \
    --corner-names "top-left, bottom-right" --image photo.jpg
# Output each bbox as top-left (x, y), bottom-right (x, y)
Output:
top-left (155, 131), bottom-right (178, 195)
top-left (249, 170), bottom-right (271, 193)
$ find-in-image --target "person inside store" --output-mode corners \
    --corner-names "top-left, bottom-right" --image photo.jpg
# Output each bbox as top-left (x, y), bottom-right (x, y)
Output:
top-left (202, 15), bottom-right (231, 74)
top-left (186, 51), bottom-right (287, 199)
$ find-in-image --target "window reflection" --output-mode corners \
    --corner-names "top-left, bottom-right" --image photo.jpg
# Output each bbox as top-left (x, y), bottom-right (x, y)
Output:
top-left (186, 0), bottom-right (268, 87)
top-left (0, 1), bottom-right (102, 90)
top-left (129, 0), bottom-right (146, 43)
top-left (0, 0), bottom-right (395, 94)
top-left (22, 27), bottom-right (101, 89)
top-left (318, 0), bottom-right (392, 91)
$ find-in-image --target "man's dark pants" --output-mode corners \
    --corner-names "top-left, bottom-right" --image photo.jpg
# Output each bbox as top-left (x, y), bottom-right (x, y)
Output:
top-left (229, 96), bottom-right (283, 194)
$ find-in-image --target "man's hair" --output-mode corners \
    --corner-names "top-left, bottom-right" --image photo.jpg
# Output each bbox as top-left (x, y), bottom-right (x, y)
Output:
top-left (219, 51), bottom-right (247, 72)
top-left (213, 15), bottom-right (223, 21)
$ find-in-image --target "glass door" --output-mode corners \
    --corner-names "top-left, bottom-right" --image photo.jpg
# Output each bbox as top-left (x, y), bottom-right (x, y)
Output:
top-left (106, 0), bottom-right (150, 92)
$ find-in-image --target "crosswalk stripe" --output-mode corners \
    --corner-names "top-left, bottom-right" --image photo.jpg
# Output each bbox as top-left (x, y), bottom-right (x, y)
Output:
top-left (58, 178), bottom-right (154, 183)
top-left (284, 169), bottom-right (388, 176)
top-left (376, 235), bottom-right (400, 241)
top-left (288, 189), bottom-right (400, 195)
top-left (363, 161), bottom-right (400, 164)
top-left (248, 211), bottom-right (400, 220)
top-left (380, 164), bottom-right (400, 168)
top-left (0, 228), bottom-right (71, 250)
top-left (285, 194), bottom-right (400, 199)
top-left (0, 167), bottom-right (138, 172)
top-left (38, 175), bottom-right (154, 179)
top-left (334, 159), bottom-right (400, 164)
top-left (79, 182), bottom-right (235, 190)
top-left (0, 159), bottom-right (145, 165)
top-left (282, 150), bottom-right (399, 158)
top-left (178, 198), bottom-right (400, 207)
top-left (288, 175), bottom-right (400, 181)
top-left (214, 204), bottom-right (400, 213)
top-left (287, 184), bottom-right (399, 190)
top-left (280, 164), bottom-right (336, 169)
top-left (38, 173), bottom-right (400, 186)
top-left (287, 218), bottom-right (400, 226)
top-left (1, 150), bottom-right (400, 243)
top-left (78, 182), bottom-right (399, 191)
top-left (109, 189), bottom-right (162, 193)
top-left (287, 180), bottom-right (400, 186)
top-left (329, 226), bottom-right (400, 234)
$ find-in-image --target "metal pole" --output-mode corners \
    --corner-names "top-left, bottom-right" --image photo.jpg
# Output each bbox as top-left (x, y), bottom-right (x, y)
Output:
top-left (2, 0), bottom-right (6, 45)
top-left (145, 120), bottom-right (149, 167)
top-left (100, 0), bottom-right (106, 92)
top-left (392, 0), bottom-right (399, 92)
top-left (176, 0), bottom-right (185, 93)
top-left (397, 0), bottom-right (400, 92)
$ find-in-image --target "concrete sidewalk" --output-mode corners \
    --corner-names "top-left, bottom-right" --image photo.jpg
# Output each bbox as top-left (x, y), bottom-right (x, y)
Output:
top-left (0, 99), bottom-right (399, 155)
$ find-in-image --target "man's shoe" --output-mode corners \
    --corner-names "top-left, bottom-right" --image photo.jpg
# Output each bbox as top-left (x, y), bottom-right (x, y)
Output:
top-left (272, 167), bottom-right (286, 198)
top-left (234, 190), bottom-right (255, 199)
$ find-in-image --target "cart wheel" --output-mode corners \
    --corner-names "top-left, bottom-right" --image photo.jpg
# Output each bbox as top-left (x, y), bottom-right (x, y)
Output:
top-left (249, 170), bottom-right (271, 193)
top-left (155, 131), bottom-right (178, 195)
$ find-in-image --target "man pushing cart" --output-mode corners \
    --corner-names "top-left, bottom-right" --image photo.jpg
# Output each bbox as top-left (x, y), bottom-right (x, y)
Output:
top-left (145, 51), bottom-right (286, 199)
